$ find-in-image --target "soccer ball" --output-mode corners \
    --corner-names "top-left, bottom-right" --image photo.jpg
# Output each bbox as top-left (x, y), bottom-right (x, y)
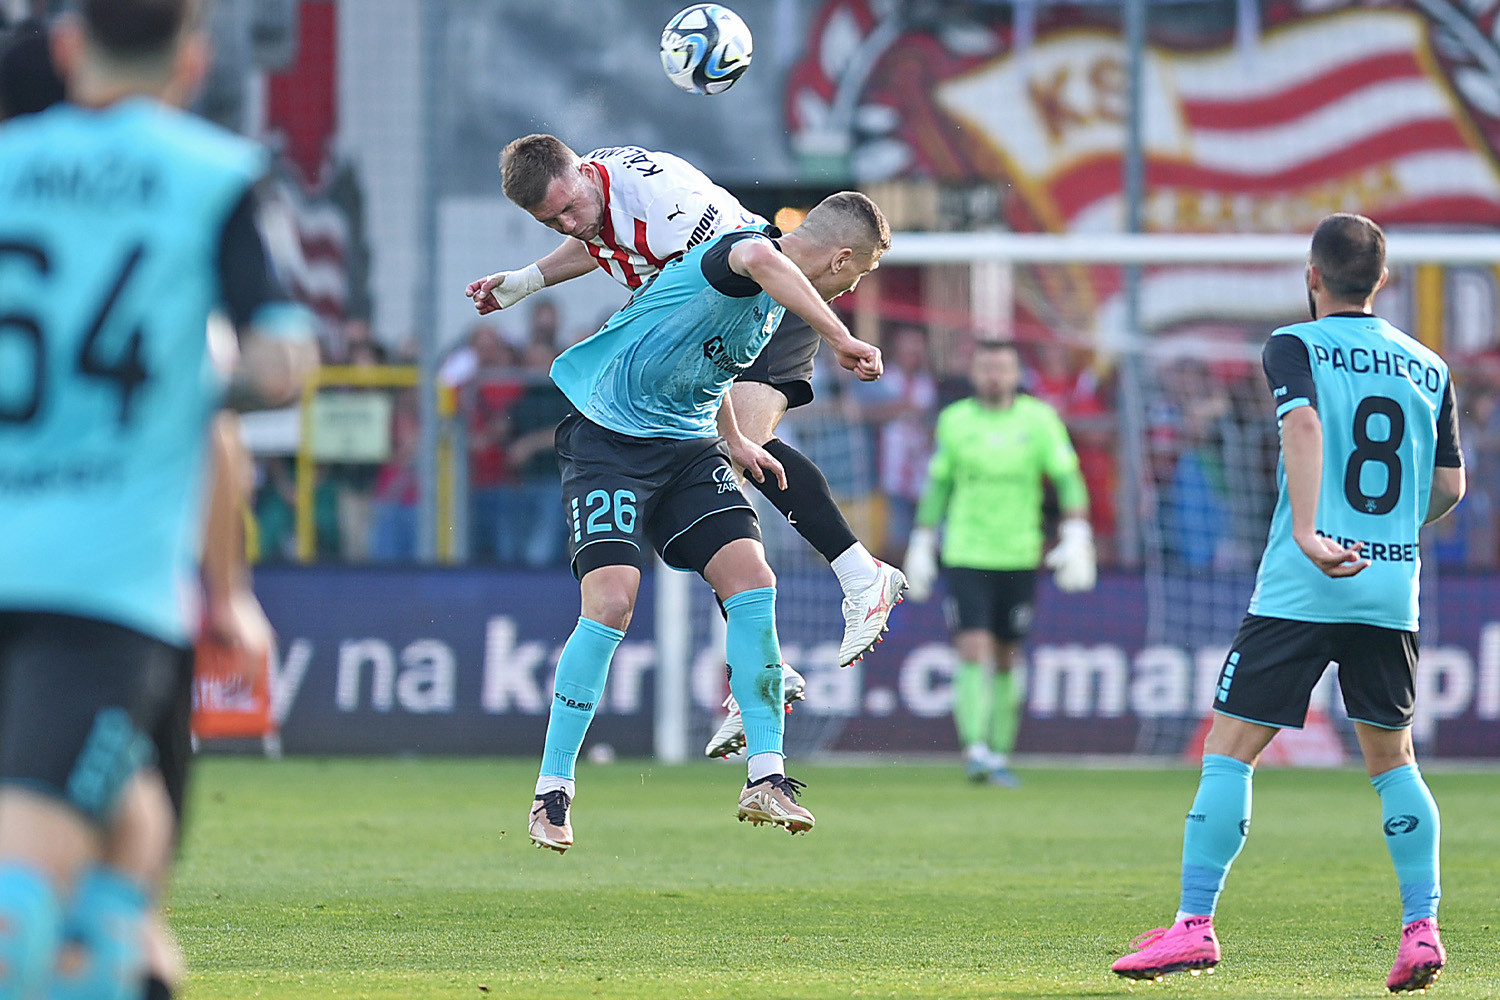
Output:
top-left (659, 4), bottom-right (753, 96)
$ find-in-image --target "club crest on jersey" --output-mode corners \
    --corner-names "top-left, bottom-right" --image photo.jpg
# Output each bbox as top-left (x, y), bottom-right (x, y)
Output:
top-left (713, 464), bottom-right (741, 494)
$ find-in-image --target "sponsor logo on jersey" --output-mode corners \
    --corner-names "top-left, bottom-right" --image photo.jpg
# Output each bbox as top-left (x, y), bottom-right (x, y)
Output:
top-left (713, 464), bottom-right (741, 494)
top-left (1317, 531), bottom-right (1418, 563)
top-left (701, 333), bottom-right (749, 375)
top-left (685, 205), bottom-right (720, 250)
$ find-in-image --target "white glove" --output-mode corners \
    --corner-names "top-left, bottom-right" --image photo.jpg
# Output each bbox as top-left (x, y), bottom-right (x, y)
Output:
top-left (1044, 517), bottom-right (1097, 592)
top-left (470, 263), bottom-right (545, 312)
top-left (902, 527), bottom-right (939, 602)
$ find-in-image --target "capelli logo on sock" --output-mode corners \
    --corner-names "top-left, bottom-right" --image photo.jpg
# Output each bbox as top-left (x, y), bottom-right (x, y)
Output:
top-left (1383, 814), bottom-right (1420, 836)
top-left (554, 693), bottom-right (595, 712)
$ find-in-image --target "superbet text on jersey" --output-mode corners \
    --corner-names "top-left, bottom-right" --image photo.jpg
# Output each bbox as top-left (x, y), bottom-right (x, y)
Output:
top-left (579, 145), bottom-right (762, 288)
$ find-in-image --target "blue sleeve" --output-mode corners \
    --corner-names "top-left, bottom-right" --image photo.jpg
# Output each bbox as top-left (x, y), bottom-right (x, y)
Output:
top-left (1263, 333), bottom-right (1316, 417)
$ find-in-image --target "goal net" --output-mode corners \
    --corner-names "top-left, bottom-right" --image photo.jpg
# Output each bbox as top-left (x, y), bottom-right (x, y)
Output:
top-left (654, 231), bottom-right (1500, 762)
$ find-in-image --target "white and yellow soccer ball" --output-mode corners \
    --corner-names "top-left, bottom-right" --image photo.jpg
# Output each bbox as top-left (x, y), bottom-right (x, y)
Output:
top-left (660, 4), bottom-right (753, 96)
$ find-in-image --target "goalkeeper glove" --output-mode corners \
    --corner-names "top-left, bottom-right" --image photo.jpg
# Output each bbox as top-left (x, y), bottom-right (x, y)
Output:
top-left (476, 263), bottom-right (545, 311)
top-left (902, 527), bottom-right (939, 602)
top-left (1044, 517), bottom-right (1096, 592)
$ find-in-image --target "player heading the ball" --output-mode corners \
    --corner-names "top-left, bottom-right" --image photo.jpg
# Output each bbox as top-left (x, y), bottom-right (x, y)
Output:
top-left (525, 192), bottom-right (888, 853)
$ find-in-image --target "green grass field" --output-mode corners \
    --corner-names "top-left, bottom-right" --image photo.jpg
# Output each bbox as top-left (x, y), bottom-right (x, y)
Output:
top-left (171, 758), bottom-right (1498, 1000)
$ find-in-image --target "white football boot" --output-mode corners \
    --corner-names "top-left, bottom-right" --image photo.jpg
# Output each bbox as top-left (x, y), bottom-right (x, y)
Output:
top-left (704, 663), bottom-right (807, 758)
top-left (837, 561), bottom-right (908, 667)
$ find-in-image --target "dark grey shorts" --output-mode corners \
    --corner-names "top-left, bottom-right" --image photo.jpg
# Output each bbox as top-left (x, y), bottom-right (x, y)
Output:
top-left (737, 313), bottom-right (819, 409)
top-left (1214, 614), bottom-right (1418, 729)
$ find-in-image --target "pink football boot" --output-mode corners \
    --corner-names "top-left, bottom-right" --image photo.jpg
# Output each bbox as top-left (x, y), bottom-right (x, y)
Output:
top-left (1111, 916), bottom-right (1221, 981)
top-left (1386, 918), bottom-right (1445, 993)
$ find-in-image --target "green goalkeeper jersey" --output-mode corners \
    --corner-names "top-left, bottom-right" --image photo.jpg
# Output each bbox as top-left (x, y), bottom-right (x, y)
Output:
top-left (915, 394), bottom-right (1088, 570)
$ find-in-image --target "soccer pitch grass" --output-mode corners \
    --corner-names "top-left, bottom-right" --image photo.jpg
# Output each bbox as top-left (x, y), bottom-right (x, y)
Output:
top-left (172, 758), bottom-right (1497, 1000)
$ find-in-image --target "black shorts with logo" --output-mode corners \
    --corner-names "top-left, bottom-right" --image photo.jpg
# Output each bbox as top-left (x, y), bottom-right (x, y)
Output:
top-left (0, 610), bottom-right (180, 825)
top-left (736, 313), bottom-right (819, 409)
top-left (1213, 614), bottom-right (1418, 730)
top-left (942, 567), bottom-right (1038, 641)
top-left (555, 411), bottom-right (761, 578)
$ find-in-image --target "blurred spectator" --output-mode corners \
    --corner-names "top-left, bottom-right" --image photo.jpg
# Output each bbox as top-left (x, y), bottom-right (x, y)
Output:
top-left (1435, 381), bottom-right (1498, 568)
top-left (1028, 339), bottom-right (1118, 564)
top-left (852, 325), bottom-right (937, 561)
top-left (495, 342), bottom-right (572, 568)
top-left (1158, 361), bottom-right (1244, 571)
top-left (467, 342), bottom-right (526, 562)
top-left (369, 388), bottom-right (421, 561)
top-left (440, 321), bottom-right (511, 387)
top-left (253, 457), bottom-right (341, 561)
top-left (325, 337), bottom-right (389, 562)
top-left (527, 298), bottom-right (561, 353)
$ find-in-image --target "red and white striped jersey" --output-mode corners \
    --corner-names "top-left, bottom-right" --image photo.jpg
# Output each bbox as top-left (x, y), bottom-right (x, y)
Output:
top-left (580, 145), bottom-right (764, 289)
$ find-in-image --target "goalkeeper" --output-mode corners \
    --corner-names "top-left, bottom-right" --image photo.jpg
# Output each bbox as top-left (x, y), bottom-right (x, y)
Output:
top-left (903, 340), bottom-right (1095, 786)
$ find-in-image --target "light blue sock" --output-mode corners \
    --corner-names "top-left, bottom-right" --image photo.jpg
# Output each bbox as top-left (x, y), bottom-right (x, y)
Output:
top-left (0, 863), bottom-right (60, 1000)
top-left (1178, 754), bottom-right (1254, 918)
top-left (723, 587), bottom-right (784, 760)
top-left (1372, 763), bottom-right (1441, 924)
top-left (539, 617), bottom-right (624, 782)
top-left (49, 866), bottom-right (149, 1000)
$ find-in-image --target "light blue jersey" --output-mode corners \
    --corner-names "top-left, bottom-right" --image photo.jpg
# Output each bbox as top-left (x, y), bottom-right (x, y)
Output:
top-left (550, 225), bottom-right (785, 439)
top-left (0, 99), bottom-right (268, 645)
top-left (1248, 314), bottom-right (1461, 631)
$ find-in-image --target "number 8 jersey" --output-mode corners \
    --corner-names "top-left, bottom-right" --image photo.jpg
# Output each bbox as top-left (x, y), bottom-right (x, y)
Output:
top-left (1249, 313), bottom-right (1462, 631)
top-left (0, 98), bottom-right (288, 646)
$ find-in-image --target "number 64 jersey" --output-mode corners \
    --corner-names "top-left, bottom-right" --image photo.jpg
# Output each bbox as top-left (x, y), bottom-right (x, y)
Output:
top-left (1248, 314), bottom-right (1463, 632)
top-left (0, 99), bottom-right (296, 647)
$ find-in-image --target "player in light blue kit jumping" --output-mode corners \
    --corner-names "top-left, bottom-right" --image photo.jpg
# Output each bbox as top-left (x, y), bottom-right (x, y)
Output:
top-left (527, 192), bottom-right (888, 853)
top-left (0, 3), bottom-right (317, 998)
top-left (1111, 214), bottom-right (1464, 992)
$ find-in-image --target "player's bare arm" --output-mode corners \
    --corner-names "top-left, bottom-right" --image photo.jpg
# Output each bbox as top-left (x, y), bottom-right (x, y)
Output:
top-left (1281, 405), bottom-right (1368, 577)
top-left (1425, 465), bottom-right (1465, 524)
top-left (727, 238), bottom-right (882, 381)
top-left (226, 332), bottom-right (319, 412)
top-left (200, 414), bottom-right (273, 678)
top-left (465, 238), bottom-right (599, 313)
top-left (716, 393), bottom-right (787, 489)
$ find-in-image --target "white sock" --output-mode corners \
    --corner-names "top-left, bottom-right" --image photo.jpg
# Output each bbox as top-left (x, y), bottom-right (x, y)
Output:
top-left (535, 775), bottom-right (575, 798)
top-left (830, 543), bottom-right (879, 594)
top-left (990, 752), bottom-right (1009, 769)
top-left (965, 742), bottom-right (990, 764)
top-left (747, 752), bottom-right (784, 783)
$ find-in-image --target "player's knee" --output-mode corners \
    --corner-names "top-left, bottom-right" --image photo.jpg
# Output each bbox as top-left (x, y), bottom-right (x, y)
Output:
top-left (1361, 742), bottom-right (1416, 779)
top-left (713, 556), bottom-right (775, 598)
top-left (582, 590), bottom-right (635, 631)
